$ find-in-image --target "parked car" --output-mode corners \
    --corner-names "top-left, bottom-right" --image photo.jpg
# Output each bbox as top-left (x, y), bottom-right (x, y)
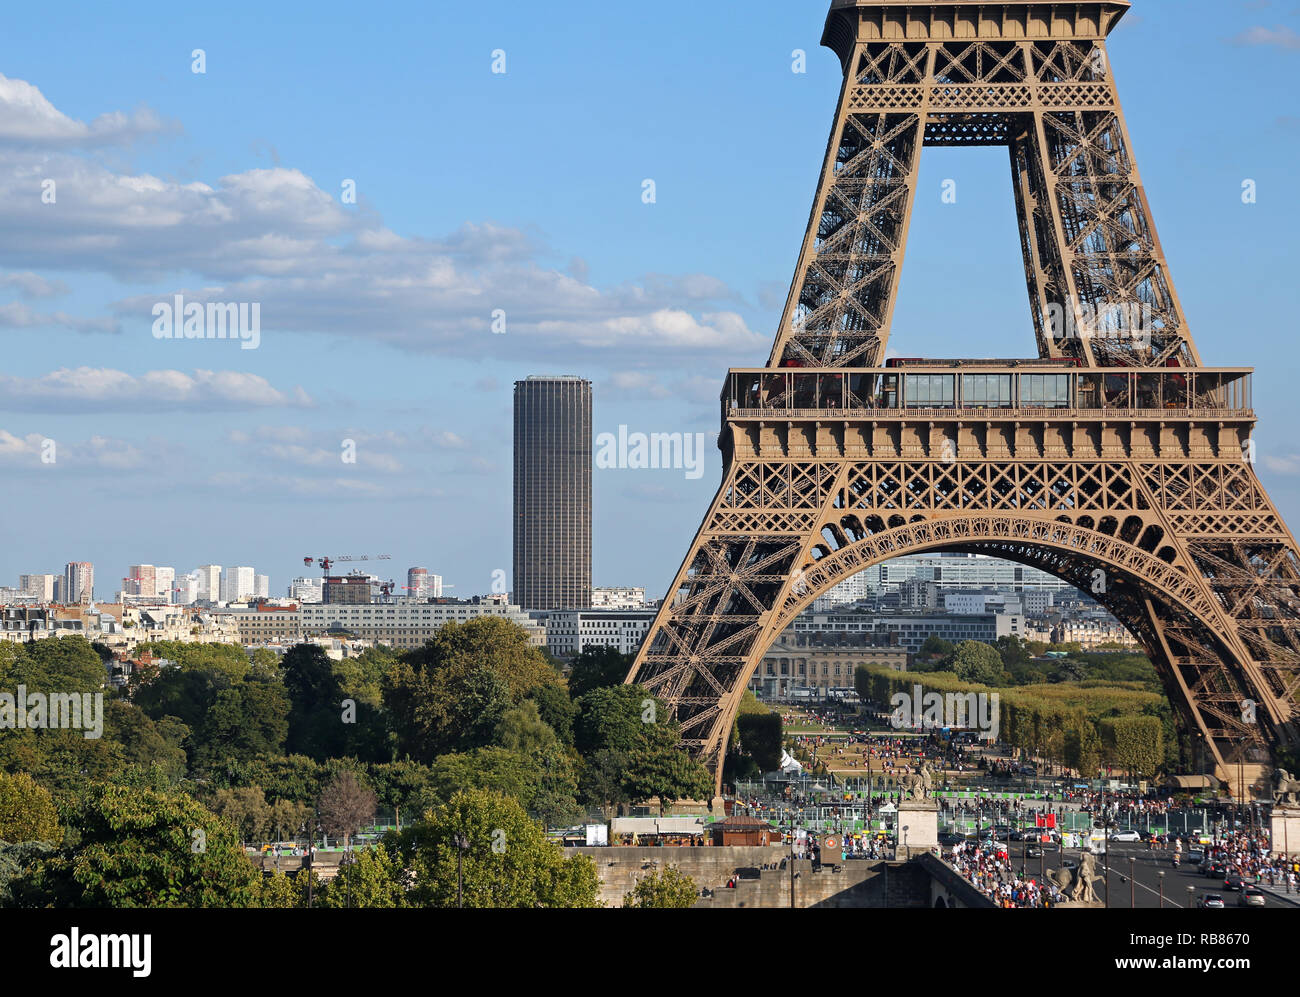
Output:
top-left (1111, 830), bottom-right (1141, 842)
top-left (1200, 894), bottom-right (1225, 909)
top-left (1239, 888), bottom-right (1266, 907)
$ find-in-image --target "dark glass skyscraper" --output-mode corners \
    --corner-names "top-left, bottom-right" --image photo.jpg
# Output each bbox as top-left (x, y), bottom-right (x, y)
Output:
top-left (513, 376), bottom-right (592, 610)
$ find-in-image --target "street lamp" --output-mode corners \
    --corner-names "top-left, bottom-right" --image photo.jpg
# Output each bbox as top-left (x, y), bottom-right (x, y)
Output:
top-left (1104, 823), bottom-right (1110, 908)
top-left (902, 824), bottom-right (910, 860)
top-left (1157, 870), bottom-right (1164, 908)
top-left (1129, 856), bottom-right (1135, 908)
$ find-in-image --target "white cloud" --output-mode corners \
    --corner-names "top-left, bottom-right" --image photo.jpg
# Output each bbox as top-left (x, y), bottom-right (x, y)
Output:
top-left (0, 302), bottom-right (118, 334)
top-left (0, 271), bottom-right (68, 298)
top-left (0, 429), bottom-right (145, 469)
top-left (0, 367), bottom-right (312, 411)
top-left (1231, 25), bottom-right (1300, 49)
top-left (1262, 454), bottom-right (1300, 474)
top-left (0, 73), bottom-right (173, 146)
top-left (0, 72), bottom-right (767, 365)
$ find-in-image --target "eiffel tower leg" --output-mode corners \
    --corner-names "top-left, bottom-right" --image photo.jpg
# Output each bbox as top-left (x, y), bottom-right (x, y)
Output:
top-left (627, 457), bottom-right (840, 791)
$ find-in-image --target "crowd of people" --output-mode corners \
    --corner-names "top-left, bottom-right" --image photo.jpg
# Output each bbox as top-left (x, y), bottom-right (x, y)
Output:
top-left (1201, 829), bottom-right (1298, 889)
top-left (948, 841), bottom-right (1064, 908)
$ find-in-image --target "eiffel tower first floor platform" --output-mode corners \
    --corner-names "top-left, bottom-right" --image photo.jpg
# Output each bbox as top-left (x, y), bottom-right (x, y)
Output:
top-left (627, 364), bottom-right (1300, 794)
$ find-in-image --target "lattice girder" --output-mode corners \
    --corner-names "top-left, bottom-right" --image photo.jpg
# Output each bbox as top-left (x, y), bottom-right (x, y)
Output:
top-left (629, 2), bottom-right (1297, 797)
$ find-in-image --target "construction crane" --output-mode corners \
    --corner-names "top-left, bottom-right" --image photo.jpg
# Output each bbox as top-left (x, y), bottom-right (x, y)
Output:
top-left (303, 554), bottom-right (391, 576)
top-left (304, 553), bottom-right (390, 577)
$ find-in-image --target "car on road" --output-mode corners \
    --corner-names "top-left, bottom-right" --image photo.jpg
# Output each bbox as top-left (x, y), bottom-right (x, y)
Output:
top-left (1187, 850), bottom-right (1204, 865)
top-left (1200, 894), bottom-right (1225, 909)
top-left (1223, 874), bottom-right (1244, 892)
top-left (1239, 888), bottom-right (1266, 907)
top-left (1111, 830), bottom-right (1141, 842)
top-left (1206, 862), bottom-right (1227, 879)
top-left (1026, 844), bottom-right (1044, 858)
top-left (1061, 857), bottom-right (1078, 869)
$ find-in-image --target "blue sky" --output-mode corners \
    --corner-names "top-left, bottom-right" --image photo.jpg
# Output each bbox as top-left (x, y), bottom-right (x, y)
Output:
top-left (1, 0), bottom-right (1298, 600)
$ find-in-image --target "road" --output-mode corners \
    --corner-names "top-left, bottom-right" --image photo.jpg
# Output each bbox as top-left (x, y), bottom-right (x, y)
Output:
top-left (1004, 841), bottom-right (1298, 909)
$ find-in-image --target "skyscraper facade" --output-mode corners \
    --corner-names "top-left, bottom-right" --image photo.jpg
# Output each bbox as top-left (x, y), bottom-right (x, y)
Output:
top-left (513, 376), bottom-right (592, 611)
top-left (63, 562), bottom-right (93, 605)
top-left (196, 565), bottom-right (222, 602)
top-left (127, 564), bottom-right (157, 597)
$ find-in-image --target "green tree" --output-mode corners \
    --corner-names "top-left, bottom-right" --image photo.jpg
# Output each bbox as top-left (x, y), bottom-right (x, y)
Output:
top-left (318, 846), bottom-right (406, 907)
top-left (1064, 721), bottom-right (1102, 778)
top-left (919, 635), bottom-right (955, 660)
top-left (574, 685), bottom-right (657, 755)
top-left (210, 786), bottom-right (272, 844)
top-left (281, 643), bottom-right (347, 760)
top-left (624, 724), bottom-right (715, 815)
top-left (580, 749), bottom-right (632, 817)
top-left (391, 789), bottom-right (601, 907)
top-left (255, 869), bottom-right (304, 908)
top-left (950, 641), bottom-right (1006, 687)
top-left (735, 712), bottom-right (782, 773)
top-left (566, 646), bottom-right (632, 698)
top-left (622, 866), bottom-right (699, 908)
top-left (0, 773), bottom-right (62, 844)
top-left (1099, 715), bottom-right (1163, 780)
top-left (29, 784), bottom-right (261, 907)
top-left (0, 841), bottom-right (56, 907)
top-left (527, 682), bottom-right (577, 748)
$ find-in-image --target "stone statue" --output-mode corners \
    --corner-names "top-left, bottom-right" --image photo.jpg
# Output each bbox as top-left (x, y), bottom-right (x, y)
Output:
top-left (1063, 852), bottom-right (1101, 904)
top-left (902, 762), bottom-right (933, 801)
top-left (1273, 769), bottom-right (1300, 806)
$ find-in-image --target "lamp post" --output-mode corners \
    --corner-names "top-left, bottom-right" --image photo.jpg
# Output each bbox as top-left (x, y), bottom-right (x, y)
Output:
top-left (902, 824), bottom-right (909, 861)
top-left (1187, 884), bottom-right (1195, 909)
top-left (1129, 856), bottom-right (1135, 908)
top-left (1104, 823), bottom-right (1110, 908)
top-left (1157, 870), bottom-right (1165, 908)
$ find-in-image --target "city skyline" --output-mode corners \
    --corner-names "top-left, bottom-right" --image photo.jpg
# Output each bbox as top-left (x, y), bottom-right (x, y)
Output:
top-left (2, 1), bottom-right (1299, 603)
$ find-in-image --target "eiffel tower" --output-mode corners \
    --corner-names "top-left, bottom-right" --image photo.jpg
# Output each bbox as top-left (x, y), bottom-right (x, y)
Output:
top-left (627, 0), bottom-right (1300, 796)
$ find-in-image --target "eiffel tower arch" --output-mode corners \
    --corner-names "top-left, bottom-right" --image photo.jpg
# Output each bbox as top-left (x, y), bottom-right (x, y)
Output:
top-left (627, 0), bottom-right (1300, 795)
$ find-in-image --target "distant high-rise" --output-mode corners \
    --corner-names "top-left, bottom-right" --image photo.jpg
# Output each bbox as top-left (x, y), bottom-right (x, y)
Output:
top-left (156, 567), bottom-right (175, 601)
top-left (63, 562), bottom-right (93, 605)
top-left (323, 573), bottom-right (371, 605)
top-left (195, 565), bottom-right (222, 602)
top-left (406, 567), bottom-right (442, 600)
top-left (177, 574), bottom-right (200, 605)
top-left (223, 566), bottom-right (256, 603)
top-left (288, 576), bottom-right (323, 603)
top-left (127, 564), bottom-right (157, 597)
top-left (513, 375), bottom-right (592, 611)
top-left (19, 574), bottom-right (57, 602)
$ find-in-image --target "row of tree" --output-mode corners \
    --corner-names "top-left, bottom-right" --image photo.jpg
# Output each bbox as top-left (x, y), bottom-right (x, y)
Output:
top-left (856, 652), bottom-right (1172, 779)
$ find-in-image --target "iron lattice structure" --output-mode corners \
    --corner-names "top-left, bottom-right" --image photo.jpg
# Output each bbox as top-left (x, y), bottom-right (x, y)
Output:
top-left (627, 0), bottom-right (1300, 793)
